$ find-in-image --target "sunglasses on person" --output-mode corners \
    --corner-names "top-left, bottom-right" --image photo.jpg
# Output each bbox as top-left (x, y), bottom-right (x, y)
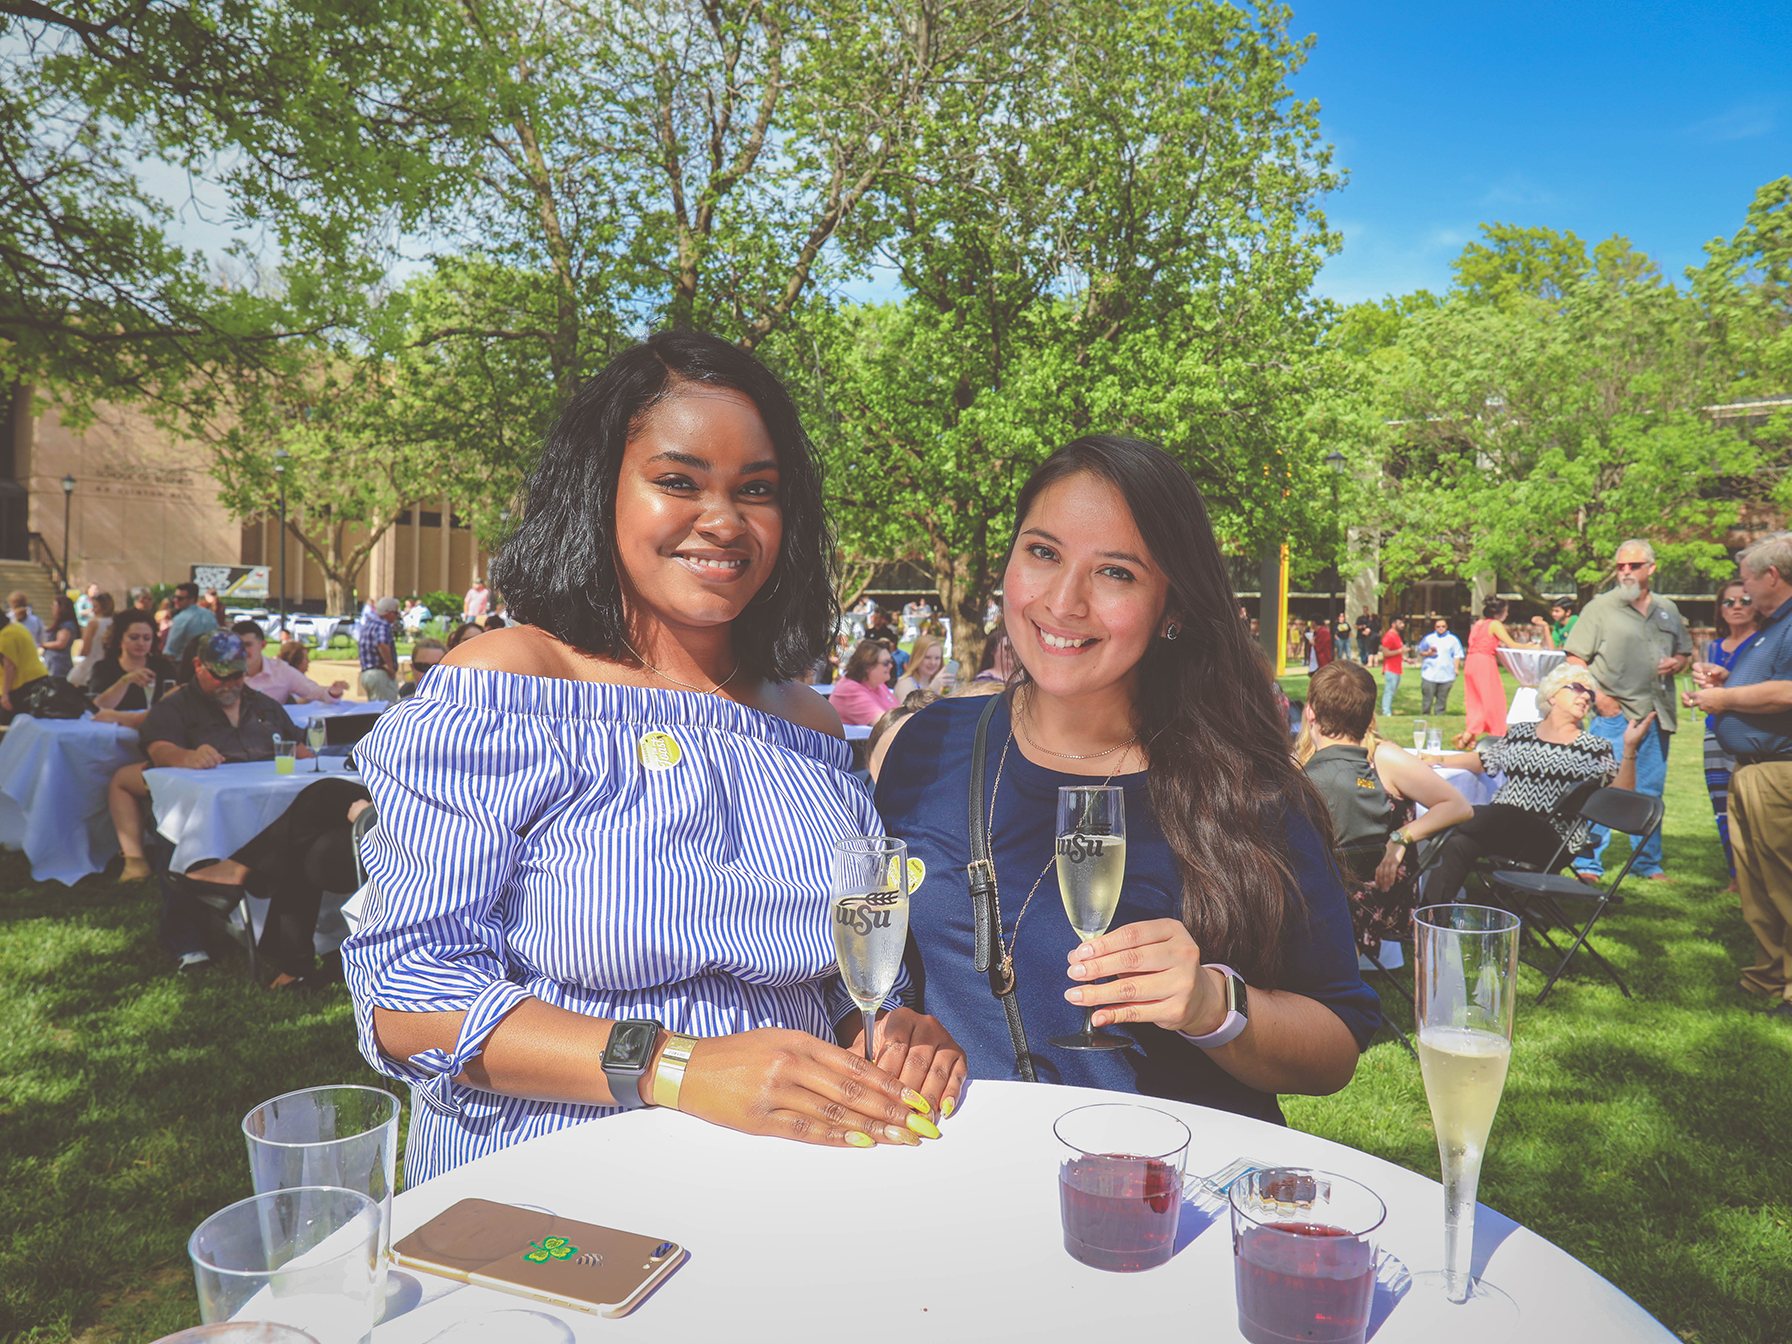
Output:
top-left (1613, 560), bottom-right (1651, 572)
top-left (1721, 597), bottom-right (1753, 607)
top-left (1564, 683), bottom-right (1595, 699)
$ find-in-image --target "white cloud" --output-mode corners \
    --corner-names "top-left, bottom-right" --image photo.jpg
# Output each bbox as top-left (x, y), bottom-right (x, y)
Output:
top-left (1684, 102), bottom-right (1777, 143)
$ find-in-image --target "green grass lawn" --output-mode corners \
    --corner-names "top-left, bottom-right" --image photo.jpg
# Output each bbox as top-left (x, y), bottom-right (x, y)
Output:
top-left (1, 671), bottom-right (1788, 1340)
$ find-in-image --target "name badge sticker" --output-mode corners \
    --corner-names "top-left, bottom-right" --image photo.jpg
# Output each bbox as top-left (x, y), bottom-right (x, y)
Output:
top-left (638, 731), bottom-right (684, 771)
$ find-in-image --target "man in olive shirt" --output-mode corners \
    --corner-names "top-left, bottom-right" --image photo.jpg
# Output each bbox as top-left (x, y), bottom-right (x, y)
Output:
top-left (1686, 532), bottom-right (1792, 1019)
top-left (1564, 539), bottom-right (1692, 880)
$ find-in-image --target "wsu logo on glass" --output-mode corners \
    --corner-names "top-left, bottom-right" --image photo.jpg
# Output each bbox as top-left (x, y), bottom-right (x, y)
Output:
top-left (1056, 833), bottom-right (1110, 864)
top-left (834, 890), bottom-right (900, 935)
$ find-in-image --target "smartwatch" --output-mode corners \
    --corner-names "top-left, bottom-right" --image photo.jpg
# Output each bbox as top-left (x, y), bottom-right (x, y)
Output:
top-left (601, 1018), bottom-right (663, 1109)
top-left (1178, 964), bottom-right (1249, 1049)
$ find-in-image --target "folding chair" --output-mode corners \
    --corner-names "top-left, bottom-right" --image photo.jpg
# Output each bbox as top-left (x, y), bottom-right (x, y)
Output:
top-left (1486, 787), bottom-right (1663, 1004)
top-left (1334, 832), bottom-right (1457, 1059)
top-left (1456, 777), bottom-right (1604, 904)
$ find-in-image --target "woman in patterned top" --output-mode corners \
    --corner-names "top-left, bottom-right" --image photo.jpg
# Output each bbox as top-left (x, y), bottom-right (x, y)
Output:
top-left (1422, 662), bottom-right (1655, 900)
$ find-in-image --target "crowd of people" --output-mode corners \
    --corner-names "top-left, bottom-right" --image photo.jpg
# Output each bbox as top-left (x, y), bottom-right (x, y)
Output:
top-left (6, 325), bottom-right (1787, 1202)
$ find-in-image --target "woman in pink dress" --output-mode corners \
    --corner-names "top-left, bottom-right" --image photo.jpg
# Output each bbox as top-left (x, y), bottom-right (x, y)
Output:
top-left (1457, 596), bottom-right (1521, 748)
top-left (828, 638), bottom-right (898, 725)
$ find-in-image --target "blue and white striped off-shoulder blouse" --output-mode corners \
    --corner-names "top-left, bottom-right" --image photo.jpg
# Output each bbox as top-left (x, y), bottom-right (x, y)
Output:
top-left (342, 666), bottom-right (882, 1185)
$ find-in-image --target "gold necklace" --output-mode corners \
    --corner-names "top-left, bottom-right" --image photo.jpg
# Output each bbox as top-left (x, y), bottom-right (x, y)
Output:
top-left (1014, 685), bottom-right (1138, 760)
top-left (618, 637), bottom-right (741, 696)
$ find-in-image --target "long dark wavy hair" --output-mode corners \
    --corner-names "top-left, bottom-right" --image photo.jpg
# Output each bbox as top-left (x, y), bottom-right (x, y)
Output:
top-left (1006, 436), bottom-right (1331, 988)
top-left (492, 331), bottom-right (838, 680)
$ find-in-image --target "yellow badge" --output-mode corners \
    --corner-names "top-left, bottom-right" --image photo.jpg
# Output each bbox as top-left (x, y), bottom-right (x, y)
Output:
top-left (886, 855), bottom-right (926, 892)
top-left (638, 731), bottom-right (684, 771)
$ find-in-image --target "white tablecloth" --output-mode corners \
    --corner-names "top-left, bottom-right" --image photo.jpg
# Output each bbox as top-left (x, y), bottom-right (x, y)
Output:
top-left (371, 1080), bottom-right (1670, 1344)
top-left (0, 715), bottom-right (143, 884)
top-left (285, 699), bottom-right (389, 728)
top-left (146, 755), bottom-right (359, 873)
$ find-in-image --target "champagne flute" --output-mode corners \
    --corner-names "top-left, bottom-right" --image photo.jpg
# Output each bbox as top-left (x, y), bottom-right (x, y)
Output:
top-left (1049, 785), bottom-right (1131, 1051)
top-left (831, 836), bottom-right (911, 1062)
top-left (1405, 903), bottom-right (1521, 1330)
top-left (307, 716), bottom-right (327, 771)
top-left (1412, 717), bottom-right (1428, 752)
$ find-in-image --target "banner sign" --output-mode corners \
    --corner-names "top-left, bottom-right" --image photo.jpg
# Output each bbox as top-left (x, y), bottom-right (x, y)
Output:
top-left (191, 564), bottom-right (271, 600)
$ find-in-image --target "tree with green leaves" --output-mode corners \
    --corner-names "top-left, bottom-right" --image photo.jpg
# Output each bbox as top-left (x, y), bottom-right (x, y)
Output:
top-left (1334, 230), bottom-right (1753, 604)
top-left (802, 0), bottom-right (1344, 662)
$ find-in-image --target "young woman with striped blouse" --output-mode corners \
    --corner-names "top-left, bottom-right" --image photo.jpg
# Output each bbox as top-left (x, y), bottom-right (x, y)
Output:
top-left (345, 332), bottom-right (965, 1183)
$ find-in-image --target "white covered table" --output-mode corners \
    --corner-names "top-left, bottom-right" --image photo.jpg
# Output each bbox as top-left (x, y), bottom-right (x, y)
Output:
top-left (146, 755), bottom-right (360, 874)
top-left (1497, 647), bottom-right (1565, 725)
top-left (371, 1080), bottom-right (1670, 1344)
top-left (285, 699), bottom-right (389, 728)
top-left (0, 715), bottom-right (143, 884)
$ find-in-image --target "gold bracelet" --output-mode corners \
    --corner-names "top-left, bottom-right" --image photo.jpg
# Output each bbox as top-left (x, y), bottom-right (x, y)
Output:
top-left (651, 1032), bottom-right (698, 1109)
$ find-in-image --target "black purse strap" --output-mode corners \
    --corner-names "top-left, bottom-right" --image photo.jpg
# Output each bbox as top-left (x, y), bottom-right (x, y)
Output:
top-left (968, 692), bottom-right (1036, 1082)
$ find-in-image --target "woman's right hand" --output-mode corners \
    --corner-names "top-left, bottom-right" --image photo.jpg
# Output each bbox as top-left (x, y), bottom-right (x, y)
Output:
top-left (120, 667), bottom-right (155, 689)
top-left (676, 1028), bottom-right (936, 1149)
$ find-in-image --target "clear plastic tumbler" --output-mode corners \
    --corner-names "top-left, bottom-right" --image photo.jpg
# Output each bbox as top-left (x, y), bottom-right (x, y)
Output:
top-left (243, 1087), bottom-right (398, 1257)
top-left (188, 1186), bottom-right (381, 1344)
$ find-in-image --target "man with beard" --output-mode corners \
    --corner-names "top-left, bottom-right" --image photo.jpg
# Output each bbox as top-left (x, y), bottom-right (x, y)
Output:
top-left (134, 631), bottom-right (304, 971)
top-left (1564, 539), bottom-right (1692, 881)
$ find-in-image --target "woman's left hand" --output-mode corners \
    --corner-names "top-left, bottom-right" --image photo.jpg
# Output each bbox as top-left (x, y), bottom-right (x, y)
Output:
top-left (1066, 918), bottom-right (1226, 1036)
top-left (840, 1007), bottom-right (969, 1120)
top-left (1621, 710), bottom-right (1658, 753)
top-left (1375, 840), bottom-right (1405, 891)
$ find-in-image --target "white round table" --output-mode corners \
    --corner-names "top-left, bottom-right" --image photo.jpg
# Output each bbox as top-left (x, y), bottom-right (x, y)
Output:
top-left (0, 714), bottom-right (142, 884)
top-left (147, 755), bottom-right (361, 874)
top-left (371, 1080), bottom-right (1670, 1343)
top-left (1497, 648), bottom-right (1565, 725)
top-left (285, 700), bottom-right (390, 728)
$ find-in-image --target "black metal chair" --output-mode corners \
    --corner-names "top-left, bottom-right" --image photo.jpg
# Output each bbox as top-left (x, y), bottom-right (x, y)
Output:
top-left (1334, 830), bottom-right (1458, 1059)
top-left (1486, 787), bottom-right (1664, 1003)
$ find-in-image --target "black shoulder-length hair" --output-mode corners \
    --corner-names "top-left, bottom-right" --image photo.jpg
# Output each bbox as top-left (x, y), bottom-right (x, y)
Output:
top-left (492, 330), bottom-right (838, 681)
top-left (1006, 436), bottom-right (1332, 988)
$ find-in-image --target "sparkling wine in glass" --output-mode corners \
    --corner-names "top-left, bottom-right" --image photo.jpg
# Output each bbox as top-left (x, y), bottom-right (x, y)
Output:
top-left (1050, 784), bottom-right (1130, 1051)
top-left (1412, 717), bottom-right (1428, 751)
top-left (1405, 903), bottom-right (1521, 1331)
top-left (831, 836), bottom-right (911, 1062)
top-left (307, 716), bottom-right (327, 771)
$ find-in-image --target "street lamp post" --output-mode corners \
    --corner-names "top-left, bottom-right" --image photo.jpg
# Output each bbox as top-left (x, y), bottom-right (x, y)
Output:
top-left (274, 450), bottom-right (289, 634)
top-left (59, 475), bottom-right (75, 590)
top-left (1325, 451), bottom-right (1346, 653)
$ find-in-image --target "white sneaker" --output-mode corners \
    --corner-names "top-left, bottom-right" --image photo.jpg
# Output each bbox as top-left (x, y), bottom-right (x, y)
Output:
top-left (176, 951), bottom-right (213, 973)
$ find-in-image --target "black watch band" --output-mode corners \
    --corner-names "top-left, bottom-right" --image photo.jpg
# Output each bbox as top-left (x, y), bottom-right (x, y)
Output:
top-left (601, 1018), bottom-right (663, 1110)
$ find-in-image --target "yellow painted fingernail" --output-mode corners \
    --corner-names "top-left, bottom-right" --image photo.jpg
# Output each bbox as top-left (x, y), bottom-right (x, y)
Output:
top-left (901, 1088), bottom-right (932, 1116)
top-left (844, 1131), bottom-right (875, 1148)
top-left (941, 1096), bottom-right (956, 1120)
top-left (884, 1124), bottom-right (921, 1146)
top-left (907, 1113), bottom-right (942, 1140)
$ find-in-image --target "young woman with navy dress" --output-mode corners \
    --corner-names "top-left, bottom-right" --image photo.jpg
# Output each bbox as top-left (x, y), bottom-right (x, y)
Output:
top-left (873, 437), bottom-right (1381, 1123)
top-left (344, 332), bottom-right (965, 1183)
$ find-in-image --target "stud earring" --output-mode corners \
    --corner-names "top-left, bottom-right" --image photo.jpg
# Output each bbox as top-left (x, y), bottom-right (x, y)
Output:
top-left (1164, 623), bottom-right (1181, 641)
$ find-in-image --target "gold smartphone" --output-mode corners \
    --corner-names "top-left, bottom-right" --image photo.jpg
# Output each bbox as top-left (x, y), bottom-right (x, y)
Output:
top-left (392, 1197), bottom-right (687, 1319)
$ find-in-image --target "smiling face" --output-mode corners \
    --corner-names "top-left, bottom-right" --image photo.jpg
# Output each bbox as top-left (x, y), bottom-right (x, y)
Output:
top-left (1001, 472), bottom-right (1170, 703)
top-left (915, 643), bottom-right (943, 680)
top-left (611, 385), bottom-right (782, 640)
top-left (867, 648), bottom-right (895, 686)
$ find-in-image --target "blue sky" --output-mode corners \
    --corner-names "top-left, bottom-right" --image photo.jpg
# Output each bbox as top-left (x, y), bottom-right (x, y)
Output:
top-left (1292, 0), bottom-right (1791, 306)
